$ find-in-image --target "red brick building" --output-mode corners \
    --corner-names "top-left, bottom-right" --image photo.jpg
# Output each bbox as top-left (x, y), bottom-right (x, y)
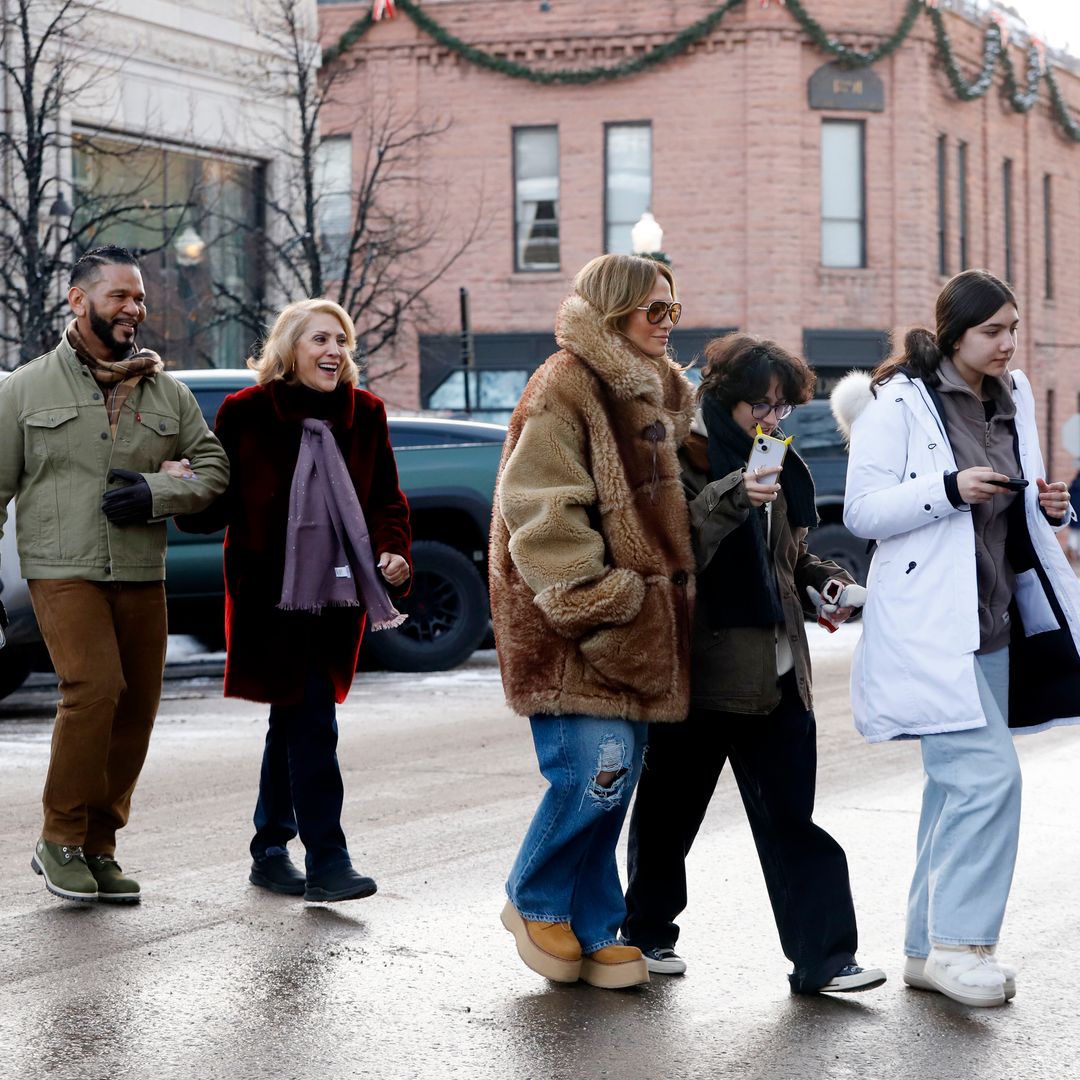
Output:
top-left (319, 0), bottom-right (1080, 478)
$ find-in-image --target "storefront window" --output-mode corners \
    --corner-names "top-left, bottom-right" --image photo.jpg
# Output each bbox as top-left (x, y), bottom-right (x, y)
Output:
top-left (71, 134), bottom-right (263, 368)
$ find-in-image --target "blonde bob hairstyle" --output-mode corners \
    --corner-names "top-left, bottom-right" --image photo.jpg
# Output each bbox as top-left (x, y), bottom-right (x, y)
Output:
top-left (573, 253), bottom-right (677, 337)
top-left (248, 298), bottom-right (360, 387)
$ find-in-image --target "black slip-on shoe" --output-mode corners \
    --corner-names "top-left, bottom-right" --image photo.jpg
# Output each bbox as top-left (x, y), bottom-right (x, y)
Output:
top-left (249, 851), bottom-right (306, 896)
top-left (303, 867), bottom-right (377, 903)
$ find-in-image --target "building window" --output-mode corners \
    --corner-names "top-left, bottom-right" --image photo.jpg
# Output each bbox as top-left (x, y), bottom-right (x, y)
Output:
top-left (604, 122), bottom-right (652, 255)
top-left (314, 135), bottom-right (352, 280)
top-left (1043, 173), bottom-right (1053, 300)
top-left (1003, 158), bottom-right (1014, 284)
top-left (72, 133), bottom-right (263, 367)
top-left (820, 120), bottom-right (865, 268)
top-left (513, 126), bottom-right (559, 271)
top-left (957, 141), bottom-right (969, 271)
top-left (937, 134), bottom-right (948, 276)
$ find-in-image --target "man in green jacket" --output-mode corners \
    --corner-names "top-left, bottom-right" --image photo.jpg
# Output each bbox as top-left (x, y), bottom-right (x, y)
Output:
top-left (0, 245), bottom-right (229, 904)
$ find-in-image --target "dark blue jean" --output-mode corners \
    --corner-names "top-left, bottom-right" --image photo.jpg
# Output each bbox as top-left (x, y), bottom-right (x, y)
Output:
top-left (250, 672), bottom-right (351, 878)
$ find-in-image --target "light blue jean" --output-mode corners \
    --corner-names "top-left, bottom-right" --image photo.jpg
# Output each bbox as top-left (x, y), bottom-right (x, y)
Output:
top-left (506, 714), bottom-right (648, 954)
top-left (905, 647), bottom-right (1022, 957)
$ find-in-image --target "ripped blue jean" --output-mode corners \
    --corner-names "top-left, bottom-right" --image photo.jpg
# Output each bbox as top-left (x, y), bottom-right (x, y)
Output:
top-left (506, 714), bottom-right (647, 954)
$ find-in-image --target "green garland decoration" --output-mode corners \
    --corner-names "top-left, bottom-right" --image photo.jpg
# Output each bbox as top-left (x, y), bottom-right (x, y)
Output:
top-left (783, 0), bottom-right (923, 68)
top-left (325, 0), bottom-right (1080, 142)
top-left (323, 0), bottom-right (744, 79)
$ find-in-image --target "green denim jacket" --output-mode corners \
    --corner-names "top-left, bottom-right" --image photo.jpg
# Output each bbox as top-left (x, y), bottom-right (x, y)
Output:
top-left (0, 336), bottom-right (229, 581)
top-left (682, 432), bottom-right (851, 715)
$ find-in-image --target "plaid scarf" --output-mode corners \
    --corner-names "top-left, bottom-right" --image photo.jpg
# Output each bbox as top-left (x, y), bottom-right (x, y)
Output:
top-left (66, 320), bottom-right (163, 438)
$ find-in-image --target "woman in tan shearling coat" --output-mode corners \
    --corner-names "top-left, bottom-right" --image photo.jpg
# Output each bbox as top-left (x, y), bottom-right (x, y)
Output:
top-left (492, 254), bottom-right (695, 990)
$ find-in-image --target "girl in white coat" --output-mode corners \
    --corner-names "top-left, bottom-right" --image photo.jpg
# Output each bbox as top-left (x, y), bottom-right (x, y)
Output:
top-left (832, 270), bottom-right (1079, 1008)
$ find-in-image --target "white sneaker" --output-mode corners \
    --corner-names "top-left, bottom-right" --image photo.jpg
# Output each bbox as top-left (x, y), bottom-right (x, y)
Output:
top-left (922, 946), bottom-right (1009, 1007)
top-left (639, 946), bottom-right (687, 975)
top-left (904, 953), bottom-right (1016, 1000)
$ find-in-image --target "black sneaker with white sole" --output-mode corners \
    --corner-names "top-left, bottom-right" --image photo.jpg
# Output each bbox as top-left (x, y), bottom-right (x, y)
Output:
top-left (640, 946), bottom-right (687, 975)
top-left (817, 963), bottom-right (887, 993)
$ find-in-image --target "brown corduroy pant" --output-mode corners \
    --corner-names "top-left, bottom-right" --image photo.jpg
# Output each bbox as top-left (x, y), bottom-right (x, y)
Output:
top-left (28, 579), bottom-right (167, 855)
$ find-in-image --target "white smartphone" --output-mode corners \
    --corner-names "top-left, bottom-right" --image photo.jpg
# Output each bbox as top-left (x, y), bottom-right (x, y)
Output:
top-left (746, 425), bottom-right (792, 478)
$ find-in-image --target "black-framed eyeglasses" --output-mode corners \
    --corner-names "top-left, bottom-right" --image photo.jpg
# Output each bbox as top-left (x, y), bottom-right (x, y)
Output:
top-left (749, 401), bottom-right (794, 421)
top-left (635, 300), bottom-right (682, 326)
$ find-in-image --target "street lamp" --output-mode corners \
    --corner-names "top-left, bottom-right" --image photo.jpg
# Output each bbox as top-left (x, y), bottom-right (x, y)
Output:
top-left (174, 223), bottom-right (206, 267)
top-left (631, 211), bottom-right (670, 266)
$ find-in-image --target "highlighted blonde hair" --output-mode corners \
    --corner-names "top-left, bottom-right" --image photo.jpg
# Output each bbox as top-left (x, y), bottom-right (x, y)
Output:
top-left (248, 298), bottom-right (360, 387)
top-left (573, 254), bottom-right (676, 336)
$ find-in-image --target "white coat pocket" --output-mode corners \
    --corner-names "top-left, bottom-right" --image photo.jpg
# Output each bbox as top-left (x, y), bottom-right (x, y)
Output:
top-left (1014, 567), bottom-right (1060, 636)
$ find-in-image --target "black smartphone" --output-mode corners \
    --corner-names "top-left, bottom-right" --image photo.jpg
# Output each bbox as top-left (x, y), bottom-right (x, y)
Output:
top-left (988, 477), bottom-right (1028, 491)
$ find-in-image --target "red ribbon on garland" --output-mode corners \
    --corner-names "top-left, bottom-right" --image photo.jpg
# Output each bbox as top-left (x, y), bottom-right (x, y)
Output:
top-left (373, 0), bottom-right (396, 19)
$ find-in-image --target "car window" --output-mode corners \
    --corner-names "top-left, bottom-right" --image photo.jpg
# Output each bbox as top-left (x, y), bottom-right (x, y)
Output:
top-left (777, 403), bottom-right (845, 456)
top-left (390, 424), bottom-right (505, 449)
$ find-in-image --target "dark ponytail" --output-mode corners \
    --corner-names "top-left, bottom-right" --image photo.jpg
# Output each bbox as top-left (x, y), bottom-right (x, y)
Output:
top-left (871, 269), bottom-right (1018, 393)
top-left (871, 327), bottom-right (943, 391)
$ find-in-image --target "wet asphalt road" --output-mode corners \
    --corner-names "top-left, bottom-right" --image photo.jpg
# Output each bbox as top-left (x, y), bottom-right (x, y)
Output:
top-left (0, 628), bottom-right (1078, 1080)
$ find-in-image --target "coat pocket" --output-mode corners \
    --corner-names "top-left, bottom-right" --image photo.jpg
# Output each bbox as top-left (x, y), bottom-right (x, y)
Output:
top-left (25, 406), bottom-right (80, 466)
top-left (1013, 567), bottom-right (1060, 636)
top-left (578, 582), bottom-right (676, 699)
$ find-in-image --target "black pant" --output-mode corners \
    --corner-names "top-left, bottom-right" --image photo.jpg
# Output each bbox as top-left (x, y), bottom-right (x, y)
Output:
top-left (623, 674), bottom-right (858, 992)
top-left (250, 672), bottom-right (351, 878)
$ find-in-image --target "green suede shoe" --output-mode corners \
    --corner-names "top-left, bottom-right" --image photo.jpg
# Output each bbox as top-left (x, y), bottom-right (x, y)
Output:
top-left (30, 838), bottom-right (98, 902)
top-left (85, 854), bottom-right (141, 903)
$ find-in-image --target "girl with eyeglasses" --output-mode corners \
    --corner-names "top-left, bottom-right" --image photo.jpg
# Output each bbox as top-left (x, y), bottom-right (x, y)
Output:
top-left (622, 332), bottom-right (885, 995)
top-left (490, 253), bottom-right (695, 989)
top-left (834, 270), bottom-right (1079, 1007)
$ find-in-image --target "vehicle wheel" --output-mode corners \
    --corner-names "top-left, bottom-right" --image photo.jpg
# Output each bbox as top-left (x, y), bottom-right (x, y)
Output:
top-left (806, 523), bottom-right (871, 586)
top-left (0, 649), bottom-right (31, 700)
top-left (364, 540), bottom-right (489, 672)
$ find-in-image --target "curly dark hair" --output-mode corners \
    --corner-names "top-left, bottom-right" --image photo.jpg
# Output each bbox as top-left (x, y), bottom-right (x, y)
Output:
top-left (696, 332), bottom-right (816, 409)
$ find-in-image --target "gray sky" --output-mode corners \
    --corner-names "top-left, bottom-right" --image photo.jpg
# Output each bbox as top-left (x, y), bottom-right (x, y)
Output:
top-left (1009, 1), bottom-right (1080, 55)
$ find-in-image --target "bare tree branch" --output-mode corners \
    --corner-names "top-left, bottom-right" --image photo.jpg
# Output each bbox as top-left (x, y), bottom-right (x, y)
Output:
top-left (212, 0), bottom-right (481, 387)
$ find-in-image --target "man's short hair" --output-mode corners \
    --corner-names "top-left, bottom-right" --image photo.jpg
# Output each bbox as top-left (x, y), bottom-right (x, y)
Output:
top-left (69, 245), bottom-right (141, 290)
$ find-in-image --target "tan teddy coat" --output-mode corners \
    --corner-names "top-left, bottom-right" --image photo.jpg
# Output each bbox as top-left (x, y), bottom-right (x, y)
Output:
top-left (489, 294), bottom-right (696, 724)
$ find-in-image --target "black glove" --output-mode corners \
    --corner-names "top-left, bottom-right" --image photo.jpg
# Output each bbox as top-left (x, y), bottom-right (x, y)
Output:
top-left (101, 468), bottom-right (153, 525)
top-left (0, 597), bottom-right (7, 629)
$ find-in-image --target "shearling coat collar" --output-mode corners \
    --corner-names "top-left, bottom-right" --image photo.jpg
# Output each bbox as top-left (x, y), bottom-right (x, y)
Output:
top-left (555, 294), bottom-right (692, 444)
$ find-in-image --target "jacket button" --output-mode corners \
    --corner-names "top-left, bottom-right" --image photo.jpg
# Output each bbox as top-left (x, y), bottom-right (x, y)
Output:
top-left (923, 503), bottom-right (931, 511)
top-left (159, 422), bottom-right (167, 432)
top-left (103, 564), bottom-right (111, 575)
top-left (93, 392), bottom-right (101, 400)
top-left (100, 432), bottom-right (108, 440)
top-left (910, 472), bottom-right (916, 478)
top-left (671, 570), bottom-right (689, 586)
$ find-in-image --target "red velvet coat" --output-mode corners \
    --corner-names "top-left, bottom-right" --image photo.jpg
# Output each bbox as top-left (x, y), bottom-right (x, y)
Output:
top-left (177, 379), bottom-right (411, 704)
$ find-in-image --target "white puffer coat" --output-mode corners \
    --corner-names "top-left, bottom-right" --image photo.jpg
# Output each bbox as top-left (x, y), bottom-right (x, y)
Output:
top-left (832, 368), bottom-right (1080, 743)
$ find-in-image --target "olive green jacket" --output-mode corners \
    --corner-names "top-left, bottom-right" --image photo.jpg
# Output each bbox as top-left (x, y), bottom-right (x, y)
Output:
top-left (0, 335), bottom-right (229, 581)
top-left (682, 430), bottom-right (851, 715)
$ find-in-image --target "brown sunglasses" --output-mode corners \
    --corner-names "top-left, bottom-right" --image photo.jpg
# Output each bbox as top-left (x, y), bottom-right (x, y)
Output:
top-left (635, 300), bottom-right (682, 326)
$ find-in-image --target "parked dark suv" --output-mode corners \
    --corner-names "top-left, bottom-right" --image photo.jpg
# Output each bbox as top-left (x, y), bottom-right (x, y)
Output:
top-left (0, 369), bottom-right (506, 698)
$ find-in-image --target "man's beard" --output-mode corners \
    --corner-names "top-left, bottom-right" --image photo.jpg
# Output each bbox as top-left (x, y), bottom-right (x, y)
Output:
top-left (88, 301), bottom-right (136, 360)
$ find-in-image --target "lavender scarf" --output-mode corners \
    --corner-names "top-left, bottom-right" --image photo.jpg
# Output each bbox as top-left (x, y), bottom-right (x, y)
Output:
top-left (278, 418), bottom-right (406, 630)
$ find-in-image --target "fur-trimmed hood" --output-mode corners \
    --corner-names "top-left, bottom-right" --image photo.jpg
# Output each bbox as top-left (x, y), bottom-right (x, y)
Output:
top-left (556, 294), bottom-right (692, 443)
top-left (830, 369), bottom-right (876, 443)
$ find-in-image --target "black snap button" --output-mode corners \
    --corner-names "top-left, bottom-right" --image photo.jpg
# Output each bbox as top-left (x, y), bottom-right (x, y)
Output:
top-left (100, 432), bottom-right (108, 440)
top-left (103, 564), bottom-right (111, 574)
top-left (159, 422), bottom-right (167, 432)
top-left (92, 392), bottom-right (101, 400)
top-left (910, 472), bottom-right (916, 478)
top-left (672, 570), bottom-right (689, 586)
top-left (905, 561), bottom-right (917, 574)
top-left (924, 503), bottom-right (931, 511)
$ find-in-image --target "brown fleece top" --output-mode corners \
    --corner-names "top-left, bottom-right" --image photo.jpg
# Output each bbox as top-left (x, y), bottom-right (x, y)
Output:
top-left (936, 359), bottom-right (1019, 654)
